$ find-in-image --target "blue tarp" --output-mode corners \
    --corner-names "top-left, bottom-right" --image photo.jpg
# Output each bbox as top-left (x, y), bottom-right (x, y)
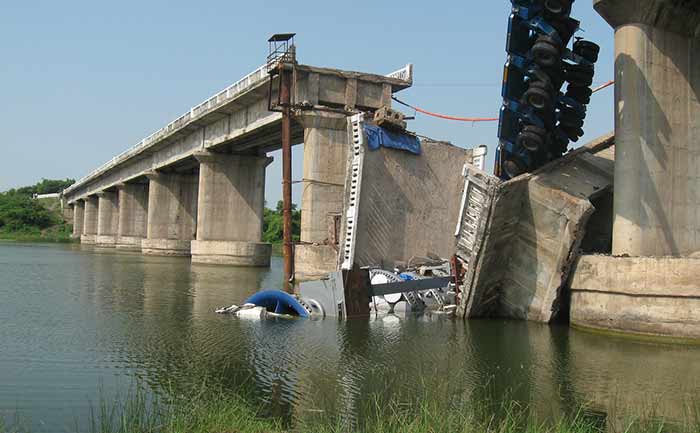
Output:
top-left (364, 124), bottom-right (421, 155)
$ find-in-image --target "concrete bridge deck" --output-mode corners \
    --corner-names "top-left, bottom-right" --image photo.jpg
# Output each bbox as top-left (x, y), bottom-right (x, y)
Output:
top-left (63, 59), bottom-right (412, 270)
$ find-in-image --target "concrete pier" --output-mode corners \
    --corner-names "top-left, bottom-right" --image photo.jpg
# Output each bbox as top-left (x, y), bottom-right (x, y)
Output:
top-left (116, 182), bottom-right (148, 250)
top-left (191, 152), bottom-right (272, 266)
top-left (142, 172), bottom-right (198, 256)
top-left (594, 0), bottom-right (700, 256)
top-left (294, 111), bottom-right (350, 280)
top-left (72, 200), bottom-right (85, 239)
top-left (96, 191), bottom-right (119, 247)
top-left (81, 196), bottom-right (98, 244)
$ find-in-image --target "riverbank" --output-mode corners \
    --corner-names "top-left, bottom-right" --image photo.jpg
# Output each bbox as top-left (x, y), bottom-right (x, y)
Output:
top-left (2, 386), bottom-right (698, 433)
top-left (0, 225), bottom-right (74, 243)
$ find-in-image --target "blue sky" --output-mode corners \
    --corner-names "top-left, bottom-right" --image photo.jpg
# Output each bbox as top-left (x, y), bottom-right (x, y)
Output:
top-left (0, 0), bottom-right (614, 205)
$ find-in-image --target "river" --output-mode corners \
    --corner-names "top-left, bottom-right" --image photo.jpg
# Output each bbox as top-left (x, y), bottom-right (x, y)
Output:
top-left (0, 242), bottom-right (698, 432)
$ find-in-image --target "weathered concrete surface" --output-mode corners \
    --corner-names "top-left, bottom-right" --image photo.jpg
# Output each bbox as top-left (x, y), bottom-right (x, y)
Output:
top-left (459, 134), bottom-right (615, 322)
top-left (62, 64), bottom-right (410, 205)
top-left (191, 152), bottom-right (272, 266)
top-left (595, 0), bottom-right (700, 256)
top-left (96, 191), bottom-right (119, 247)
top-left (143, 172), bottom-right (198, 256)
top-left (81, 196), bottom-right (99, 244)
top-left (72, 201), bottom-right (85, 239)
top-left (116, 182), bottom-right (148, 250)
top-left (342, 138), bottom-right (475, 270)
top-left (570, 254), bottom-right (700, 340)
top-left (294, 111), bottom-right (350, 280)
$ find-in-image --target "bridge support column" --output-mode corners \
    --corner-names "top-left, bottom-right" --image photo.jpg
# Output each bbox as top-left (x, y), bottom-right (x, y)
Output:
top-left (191, 152), bottom-right (273, 266)
top-left (294, 111), bottom-right (349, 280)
top-left (81, 196), bottom-right (99, 244)
top-left (594, 0), bottom-right (700, 256)
top-left (116, 182), bottom-right (149, 250)
top-left (72, 201), bottom-right (85, 239)
top-left (142, 171), bottom-right (198, 256)
top-left (96, 191), bottom-right (119, 247)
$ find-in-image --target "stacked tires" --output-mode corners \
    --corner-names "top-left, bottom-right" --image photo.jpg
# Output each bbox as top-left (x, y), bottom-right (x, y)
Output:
top-left (497, 0), bottom-right (599, 180)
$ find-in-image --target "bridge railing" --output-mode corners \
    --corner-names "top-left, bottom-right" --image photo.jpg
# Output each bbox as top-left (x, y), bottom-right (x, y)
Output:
top-left (64, 64), bottom-right (270, 195)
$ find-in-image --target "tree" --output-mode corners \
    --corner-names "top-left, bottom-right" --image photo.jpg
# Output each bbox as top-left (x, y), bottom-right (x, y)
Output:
top-left (262, 200), bottom-right (301, 244)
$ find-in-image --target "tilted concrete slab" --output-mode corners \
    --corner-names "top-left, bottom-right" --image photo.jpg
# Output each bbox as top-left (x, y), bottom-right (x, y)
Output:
top-left (337, 115), bottom-right (478, 271)
top-left (458, 133), bottom-right (615, 322)
top-left (63, 63), bottom-right (412, 204)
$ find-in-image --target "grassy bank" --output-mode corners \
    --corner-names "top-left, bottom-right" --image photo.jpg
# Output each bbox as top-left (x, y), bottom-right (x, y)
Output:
top-left (1, 385), bottom-right (697, 433)
top-left (0, 225), bottom-right (74, 243)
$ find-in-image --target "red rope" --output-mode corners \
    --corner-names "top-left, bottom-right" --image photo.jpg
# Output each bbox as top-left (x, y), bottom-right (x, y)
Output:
top-left (392, 96), bottom-right (498, 122)
top-left (392, 80), bottom-right (615, 123)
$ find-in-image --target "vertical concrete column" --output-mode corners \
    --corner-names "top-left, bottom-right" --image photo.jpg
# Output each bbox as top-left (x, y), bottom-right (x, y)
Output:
top-left (116, 182), bottom-right (149, 250)
top-left (81, 196), bottom-right (99, 244)
top-left (96, 190), bottom-right (119, 247)
top-left (72, 201), bottom-right (85, 239)
top-left (191, 152), bottom-right (273, 266)
top-left (594, 0), bottom-right (700, 256)
top-left (142, 171), bottom-right (198, 256)
top-left (294, 110), bottom-right (350, 280)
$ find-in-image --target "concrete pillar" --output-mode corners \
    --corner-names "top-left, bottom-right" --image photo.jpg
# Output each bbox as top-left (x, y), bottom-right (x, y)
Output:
top-left (96, 190), bottom-right (119, 247)
top-left (294, 111), bottom-right (350, 280)
top-left (142, 171), bottom-right (198, 256)
top-left (116, 182), bottom-right (149, 250)
top-left (81, 196), bottom-right (99, 244)
top-left (191, 152), bottom-right (273, 266)
top-left (594, 0), bottom-right (700, 256)
top-left (72, 201), bottom-right (85, 239)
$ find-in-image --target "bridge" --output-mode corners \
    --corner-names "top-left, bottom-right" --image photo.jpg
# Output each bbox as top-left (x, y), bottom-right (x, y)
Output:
top-left (63, 55), bottom-right (412, 275)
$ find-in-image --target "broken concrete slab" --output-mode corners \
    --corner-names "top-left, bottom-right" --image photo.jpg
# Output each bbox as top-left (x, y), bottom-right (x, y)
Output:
top-left (339, 114), bottom-right (479, 271)
top-left (458, 133), bottom-right (615, 322)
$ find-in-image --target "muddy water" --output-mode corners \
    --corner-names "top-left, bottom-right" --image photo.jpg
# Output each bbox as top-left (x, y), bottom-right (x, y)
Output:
top-left (0, 242), bottom-right (698, 432)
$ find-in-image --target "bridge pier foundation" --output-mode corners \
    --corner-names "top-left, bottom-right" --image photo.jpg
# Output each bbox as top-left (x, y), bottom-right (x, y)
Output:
top-left (116, 182), bottom-right (149, 251)
top-left (191, 152), bottom-right (272, 266)
top-left (72, 200), bottom-right (85, 239)
top-left (96, 191), bottom-right (119, 247)
top-left (81, 196), bottom-right (99, 244)
top-left (142, 171), bottom-right (198, 256)
top-left (594, 0), bottom-right (700, 256)
top-left (294, 111), bottom-right (349, 280)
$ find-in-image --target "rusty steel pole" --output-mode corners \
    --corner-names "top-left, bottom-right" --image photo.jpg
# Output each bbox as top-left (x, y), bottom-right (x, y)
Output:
top-left (280, 64), bottom-right (293, 292)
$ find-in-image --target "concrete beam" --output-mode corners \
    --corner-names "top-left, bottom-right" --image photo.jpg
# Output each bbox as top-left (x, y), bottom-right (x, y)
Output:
top-left (595, 0), bottom-right (700, 256)
top-left (143, 171), bottom-right (198, 256)
top-left (594, 0), bottom-right (700, 37)
top-left (96, 191), bottom-right (119, 247)
top-left (81, 196), bottom-right (98, 244)
top-left (116, 182), bottom-right (148, 251)
top-left (570, 254), bottom-right (700, 340)
top-left (294, 111), bottom-right (350, 280)
top-left (191, 152), bottom-right (272, 266)
top-left (72, 200), bottom-right (85, 239)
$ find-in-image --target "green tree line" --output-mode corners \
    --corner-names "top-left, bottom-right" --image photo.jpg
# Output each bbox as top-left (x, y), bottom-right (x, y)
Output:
top-left (262, 200), bottom-right (301, 244)
top-left (0, 178), bottom-right (74, 238)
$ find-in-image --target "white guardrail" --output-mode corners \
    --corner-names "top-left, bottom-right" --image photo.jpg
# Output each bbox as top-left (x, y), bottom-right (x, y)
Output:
top-left (65, 63), bottom-right (413, 196)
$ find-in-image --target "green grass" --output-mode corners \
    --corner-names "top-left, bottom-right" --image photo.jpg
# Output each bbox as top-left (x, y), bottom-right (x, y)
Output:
top-left (2, 383), bottom-right (697, 433)
top-left (0, 224), bottom-right (75, 243)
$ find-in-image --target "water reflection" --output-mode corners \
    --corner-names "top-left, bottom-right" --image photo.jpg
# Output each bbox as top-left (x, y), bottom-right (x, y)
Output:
top-left (0, 243), bottom-right (698, 432)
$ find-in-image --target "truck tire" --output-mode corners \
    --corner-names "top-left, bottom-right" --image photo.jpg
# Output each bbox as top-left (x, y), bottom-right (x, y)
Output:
top-left (503, 156), bottom-right (528, 179)
top-left (532, 38), bottom-right (561, 68)
top-left (523, 83), bottom-right (553, 111)
top-left (517, 126), bottom-right (547, 152)
top-left (566, 85), bottom-right (592, 104)
top-left (573, 40), bottom-right (600, 63)
top-left (560, 125), bottom-right (583, 142)
top-left (544, 0), bottom-right (572, 17)
top-left (566, 65), bottom-right (594, 87)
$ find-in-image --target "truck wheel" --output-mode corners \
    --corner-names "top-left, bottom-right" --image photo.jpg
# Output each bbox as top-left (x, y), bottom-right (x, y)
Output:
top-left (532, 39), bottom-right (561, 68)
top-left (566, 85), bottom-right (592, 104)
top-left (560, 125), bottom-right (584, 142)
top-left (573, 40), bottom-right (600, 63)
top-left (517, 126), bottom-right (547, 152)
top-left (544, 0), bottom-right (572, 16)
top-left (566, 65), bottom-right (594, 87)
top-left (523, 83), bottom-right (553, 111)
top-left (503, 157), bottom-right (527, 179)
